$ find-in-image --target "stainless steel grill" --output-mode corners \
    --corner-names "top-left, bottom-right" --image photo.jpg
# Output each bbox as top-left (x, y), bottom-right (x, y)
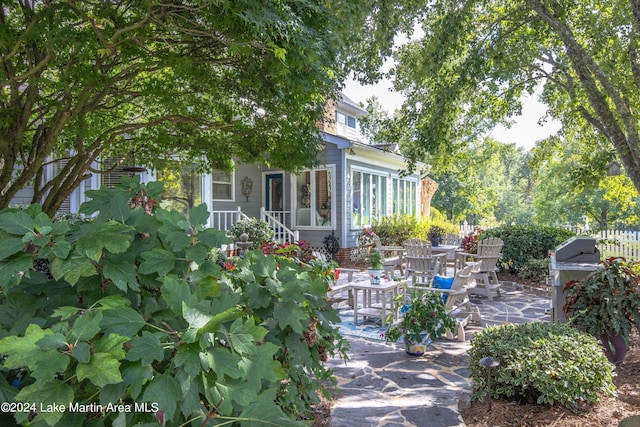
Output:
top-left (549, 237), bottom-right (601, 322)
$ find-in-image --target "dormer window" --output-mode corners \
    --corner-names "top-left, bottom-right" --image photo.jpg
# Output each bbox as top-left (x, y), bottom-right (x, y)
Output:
top-left (336, 111), bottom-right (357, 139)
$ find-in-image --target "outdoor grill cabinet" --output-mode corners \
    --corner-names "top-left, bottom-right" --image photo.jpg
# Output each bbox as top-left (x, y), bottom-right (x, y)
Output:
top-left (549, 236), bottom-right (601, 322)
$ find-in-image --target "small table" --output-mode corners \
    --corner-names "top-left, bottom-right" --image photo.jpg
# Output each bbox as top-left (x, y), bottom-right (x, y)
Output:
top-left (351, 280), bottom-right (405, 326)
top-left (431, 245), bottom-right (459, 274)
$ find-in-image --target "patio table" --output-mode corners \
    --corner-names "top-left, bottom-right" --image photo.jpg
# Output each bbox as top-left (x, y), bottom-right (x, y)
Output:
top-left (351, 279), bottom-right (405, 326)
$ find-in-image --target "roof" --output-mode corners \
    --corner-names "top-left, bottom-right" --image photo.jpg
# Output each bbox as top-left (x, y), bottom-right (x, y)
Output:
top-left (337, 93), bottom-right (367, 116)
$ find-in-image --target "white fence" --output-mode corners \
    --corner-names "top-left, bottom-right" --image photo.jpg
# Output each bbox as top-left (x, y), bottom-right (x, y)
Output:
top-left (595, 229), bottom-right (640, 261)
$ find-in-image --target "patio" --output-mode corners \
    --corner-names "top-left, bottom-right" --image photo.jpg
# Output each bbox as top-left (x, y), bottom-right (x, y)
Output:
top-left (325, 275), bottom-right (551, 427)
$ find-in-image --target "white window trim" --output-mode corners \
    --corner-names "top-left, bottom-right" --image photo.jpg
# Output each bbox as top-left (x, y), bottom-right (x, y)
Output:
top-left (350, 166), bottom-right (391, 229)
top-left (212, 169), bottom-right (235, 202)
top-left (391, 175), bottom-right (419, 216)
top-left (292, 164), bottom-right (336, 230)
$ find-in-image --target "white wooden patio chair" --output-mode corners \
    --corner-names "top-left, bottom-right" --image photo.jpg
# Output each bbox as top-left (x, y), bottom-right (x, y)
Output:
top-left (403, 238), bottom-right (447, 285)
top-left (371, 233), bottom-right (405, 277)
top-left (458, 237), bottom-right (504, 300)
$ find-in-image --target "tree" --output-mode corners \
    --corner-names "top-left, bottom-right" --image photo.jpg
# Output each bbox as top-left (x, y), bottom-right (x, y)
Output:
top-left (0, 1), bottom-right (410, 215)
top-left (390, 0), bottom-right (640, 193)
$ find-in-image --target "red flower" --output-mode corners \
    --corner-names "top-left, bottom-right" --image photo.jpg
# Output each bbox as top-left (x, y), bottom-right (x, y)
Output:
top-left (223, 262), bottom-right (236, 272)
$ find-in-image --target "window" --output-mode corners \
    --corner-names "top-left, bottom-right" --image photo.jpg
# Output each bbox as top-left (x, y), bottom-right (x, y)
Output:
top-left (351, 169), bottom-right (387, 227)
top-left (212, 170), bottom-right (233, 200)
top-left (392, 178), bottom-right (417, 216)
top-left (295, 167), bottom-right (333, 227)
top-left (336, 111), bottom-right (357, 138)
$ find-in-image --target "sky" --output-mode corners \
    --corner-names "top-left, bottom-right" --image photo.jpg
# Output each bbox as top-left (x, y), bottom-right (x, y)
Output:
top-left (342, 76), bottom-right (562, 151)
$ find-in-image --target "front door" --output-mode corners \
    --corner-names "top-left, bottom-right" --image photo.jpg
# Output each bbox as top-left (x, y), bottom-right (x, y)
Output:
top-left (265, 173), bottom-right (284, 213)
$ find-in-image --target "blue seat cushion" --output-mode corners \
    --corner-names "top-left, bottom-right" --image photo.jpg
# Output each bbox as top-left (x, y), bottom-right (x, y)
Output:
top-left (433, 276), bottom-right (455, 303)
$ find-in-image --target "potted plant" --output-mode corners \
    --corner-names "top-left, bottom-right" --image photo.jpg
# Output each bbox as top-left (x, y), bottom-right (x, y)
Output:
top-left (367, 249), bottom-right (384, 284)
top-left (563, 257), bottom-right (640, 364)
top-left (428, 225), bottom-right (445, 247)
top-left (385, 288), bottom-right (457, 356)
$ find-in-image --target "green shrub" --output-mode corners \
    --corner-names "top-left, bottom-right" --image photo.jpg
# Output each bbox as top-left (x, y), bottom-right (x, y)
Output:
top-left (0, 177), bottom-right (348, 426)
top-left (370, 215), bottom-right (457, 246)
top-left (228, 217), bottom-right (275, 249)
top-left (482, 225), bottom-right (575, 275)
top-left (370, 215), bottom-right (423, 245)
top-left (468, 322), bottom-right (615, 407)
top-left (517, 258), bottom-right (551, 285)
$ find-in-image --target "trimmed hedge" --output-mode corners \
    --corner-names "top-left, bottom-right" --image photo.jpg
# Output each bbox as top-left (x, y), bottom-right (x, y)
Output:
top-left (482, 225), bottom-right (575, 273)
top-left (468, 322), bottom-right (615, 407)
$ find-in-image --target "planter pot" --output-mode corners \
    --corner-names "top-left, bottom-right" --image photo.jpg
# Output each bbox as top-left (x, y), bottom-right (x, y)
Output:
top-left (368, 269), bottom-right (384, 285)
top-left (430, 238), bottom-right (440, 247)
top-left (404, 335), bottom-right (432, 356)
top-left (602, 333), bottom-right (629, 365)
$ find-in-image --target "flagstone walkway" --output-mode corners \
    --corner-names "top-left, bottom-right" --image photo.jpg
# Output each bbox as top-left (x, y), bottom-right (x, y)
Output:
top-left (325, 276), bottom-right (551, 427)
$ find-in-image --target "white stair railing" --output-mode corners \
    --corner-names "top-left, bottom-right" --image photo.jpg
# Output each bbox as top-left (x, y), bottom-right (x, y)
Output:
top-left (261, 208), bottom-right (299, 244)
top-left (210, 206), bottom-right (249, 231)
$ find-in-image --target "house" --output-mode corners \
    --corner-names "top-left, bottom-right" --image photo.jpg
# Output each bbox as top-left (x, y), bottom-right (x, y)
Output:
top-left (10, 94), bottom-right (433, 263)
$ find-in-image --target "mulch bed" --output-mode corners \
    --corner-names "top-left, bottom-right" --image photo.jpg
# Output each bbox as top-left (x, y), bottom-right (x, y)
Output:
top-left (461, 330), bottom-right (640, 426)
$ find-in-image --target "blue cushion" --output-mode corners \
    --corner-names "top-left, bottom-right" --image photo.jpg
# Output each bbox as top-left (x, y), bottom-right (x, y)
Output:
top-left (432, 276), bottom-right (454, 303)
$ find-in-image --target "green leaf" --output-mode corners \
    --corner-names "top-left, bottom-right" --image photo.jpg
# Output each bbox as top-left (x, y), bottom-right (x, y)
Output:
top-left (228, 317), bottom-right (269, 354)
top-left (273, 300), bottom-right (307, 334)
top-left (0, 375), bottom-right (17, 404)
top-left (76, 221), bottom-right (135, 261)
top-left (121, 362), bottom-right (154, 400)
top-left (0, 254), bottom-right (33, 287)
top-left (71, 310), bottom-right (103, 341)
top-left (50, 256), bottom-right (97, 285)
top-left (188, 204), bottom-right (210, 227)
top-left (72, 342), bottom-right (91, 363)
top-left (174, 344), bottom-right (201, 378)
top-left (198, 306), bottom-right (244, 336)
top-left (103, 252), bottom-right (139, 291)
top-left (239, 388), bottom-right (299, 427)
top-left (141, 373), bottom-right (180, 420)
top-left (52, 306), bottom-right (80, 321)
top-left (94, 294), bottom-right (132, 310)
top-left (0, 325), bottom-right (70, 381)
top-left (161, 275), bottom-right (193, 314)
top-left (138, 248), bottom-right (176, 276)
top-left (36, 332), bottom-right (67, 350)
top-left (92, 334), bottom-right (129, 359)
top-left (0, 237), bottom-right (25, 261)
top-left (15, 380), bottom-right (73, 426)
top-left (76, 353), bottom-right (123, 387)
top-left (100, 307), bottom-right (146, 337)
top-left (196, 276), bottom-right (221, 300)
top-left (125, 331), bottom-right (164, 366)
top-left (238, 342), bottom-right (284, 383)
top-left (0, 211), bottom-right (34, 235)
top-left (51, 239), bottom-right (71, 259)
top-left (208, 347), bottom-right (243, 379)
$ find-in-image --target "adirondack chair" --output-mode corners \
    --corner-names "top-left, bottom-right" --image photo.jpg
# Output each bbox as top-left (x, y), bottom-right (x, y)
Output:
top-left (403, 238), bottom-right (447, 285)
top-left (371, 233), bottom-right (405, 277)
top-left (458, 237), bottom-right (504, 300)
top-left (412, 263), bottom-right (482, 342)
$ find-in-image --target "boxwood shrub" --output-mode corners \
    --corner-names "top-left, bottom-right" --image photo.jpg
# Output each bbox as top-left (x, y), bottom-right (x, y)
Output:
top-left (468, 322), bottom-right (615, 407)
top-left (482, 225), bottom-right (575, 276)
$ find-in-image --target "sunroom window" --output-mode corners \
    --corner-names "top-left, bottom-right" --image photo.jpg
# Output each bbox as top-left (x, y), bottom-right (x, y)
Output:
top-left (295, 167), bottom-right (334, 227)
top-left (392, 178), bottom-right (417, 216)
top-left (351, 169), bottom-right (387, 227)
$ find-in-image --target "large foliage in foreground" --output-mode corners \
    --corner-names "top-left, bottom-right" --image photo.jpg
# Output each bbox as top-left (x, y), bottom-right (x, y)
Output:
top-left (469, 322), bottom-right (615, 407)
top-left (0, 178), bottom-right (348, 426)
